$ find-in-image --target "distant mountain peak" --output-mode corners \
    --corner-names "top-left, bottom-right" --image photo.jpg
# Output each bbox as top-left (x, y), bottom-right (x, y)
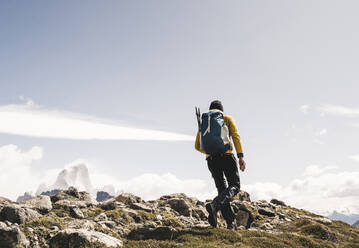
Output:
top-left (36, 163), bottom-right (95, 195)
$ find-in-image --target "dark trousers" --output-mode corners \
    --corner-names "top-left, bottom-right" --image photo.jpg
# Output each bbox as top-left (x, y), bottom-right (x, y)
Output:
top-left (207, 153), bottom-right (240, 224)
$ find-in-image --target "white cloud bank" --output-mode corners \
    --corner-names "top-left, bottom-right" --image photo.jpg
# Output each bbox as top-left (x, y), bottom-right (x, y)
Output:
top-left (317, 104), bottom-right (359, 118)
top-left (0, 102), bottom-right (192, 141)
top-left (244, 165), bottom-right (359, 216)
top-left (1, 144), bottom-right (358, 216)
top-left (0, 145), bottom-right (44, 200)
top-left (299, 105), bottom-right (310, 114)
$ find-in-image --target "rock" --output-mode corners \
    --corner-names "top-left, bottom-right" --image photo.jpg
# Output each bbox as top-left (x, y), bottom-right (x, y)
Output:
top-left (301, 222), bottom-right (338, 242)
top-left (258, 207), bottom-right (276, 217)
top-left (130, 202), bottom-right (153, 212)
top-left (236, 210), bottom-right (252, 229)
top-left (22, 195), bottom-right (52, 214)
top-left (192, 205), bottom-right (208, 221)
top-left (260, 222), bottom-right (274, 230)
top-left (99, 220), bottom-right (117, 229)
top-left (128, 226), bottom-right (178, 240)
top-left (100, 199), bottom-right (126, 210)
top-left (69, 206), bottom-right (84, 219)
top-left (49, 228), bottom-right (123, 247)
top-left (16, 192), bottom-right (34, 203)
top-left (159, 193), bottom-right (191, 201)
top-left (51, 188), bottom-right (96, 208)
top-left (166, 198), bottom-right (192, 217)
top-left (67, 219), bottom-right (95, 231)
top-left (0, 221), bottom-right (29, 248)
top-left (231, 201), bottom-right (254, 229)
top-left (233, 191), bottom-right (251, 202)
top-left (0, 197), bottom-right (13, 205)
top-left (314, 217), bottom-right (332, 225)
top-left (95, 213), bottom-right (108, 222)
top-left (97, 191), bottom-right (114, 202)
top-left (50, 226), bottom-right (59, 232)
top-left (0, 197), bottom-right (13, 214)
top-left (0, 205), bottom-right (41, 224)
top-left (115, 193), bottom-right (143, 206)
top-left (270, 199), bottom-right (286, 207)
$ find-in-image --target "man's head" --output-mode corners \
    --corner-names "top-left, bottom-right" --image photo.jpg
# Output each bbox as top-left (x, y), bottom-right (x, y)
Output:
top-left (209, 100), bottom-right (223, 111)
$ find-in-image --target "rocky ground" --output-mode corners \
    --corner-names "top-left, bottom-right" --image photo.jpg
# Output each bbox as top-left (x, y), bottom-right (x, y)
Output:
top-left (0, 187), bottom-right (358, 248)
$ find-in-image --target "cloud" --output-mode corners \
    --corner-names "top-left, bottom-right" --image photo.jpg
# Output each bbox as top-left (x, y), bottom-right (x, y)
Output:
top-left (317, 104), bottom-right (359, 118)
top-left (299, 105), bottom-right (310, 114)
top-left (303, 164), bottom-right (337, 177)
top-left (0, 102), bottom-right (193, 141)
top-left (0, 145), bottom-right (44, 200)
top-left (349, 155), bottom-right (359, 162)
top-left (2, 145), bottom-right (358, 216)
top-left (315, 128), bottom-right (327, 136)
top-left (243, 165), bottom-right (359, 216)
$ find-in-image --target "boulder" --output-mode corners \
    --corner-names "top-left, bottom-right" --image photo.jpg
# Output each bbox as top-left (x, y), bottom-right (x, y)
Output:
top-left (313, 217), bottom-right (332, 225)
top-left (115, 193), bottom-right (143, 206)
top-left (69, 206), bottom-right (84, 219)
top-left (0, 197), bottom-right (12, 205)
top-left (258, 207), bottom-right (276, 217)
top-left (127, 226), bottom-right (178, 240)
top-left (159, 193), bottom-right (190, 201)
top-left (130, 202), bottom-right (153, 212)
top-left (66, 219), bottom-right (95, 231)
top-left (166, 198), bottom-right (192, 217)
top-left (232, 201), bottom-right (254, 229)
top-left (51, 188), bottom-right (96, 208)
top-left (100, 199), bottom-right (126, 210)
top-left (0, 205), bottom-right (41, 224)
top-left (233, 191), bottom-right (251, 202)
top-left (0, 197), bottom-right (13, 213)
top-left (192, 205), bottom-right (208, 221)
top-left (23, 195), bottom-right (52, 214)
top-left (0, 221), bottom-right (29, 248)
top-left (94, 213), bottom-right (108, 222)
top-left (300, 221), bottom-right (338, 242)
top-left (270, 199), bottom-right (286, 207)
top-left (49, 228), bottom-right (123, 247)
top-left (260, 222), bottom-right (274, 230)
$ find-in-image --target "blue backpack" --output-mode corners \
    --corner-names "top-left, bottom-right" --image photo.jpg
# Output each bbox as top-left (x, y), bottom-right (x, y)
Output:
top-left (200, 110), bottom-right (231, 155)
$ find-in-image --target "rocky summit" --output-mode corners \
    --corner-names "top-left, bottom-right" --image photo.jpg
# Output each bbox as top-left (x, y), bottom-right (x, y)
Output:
top-left (0, 188), bottom-right (358, 248)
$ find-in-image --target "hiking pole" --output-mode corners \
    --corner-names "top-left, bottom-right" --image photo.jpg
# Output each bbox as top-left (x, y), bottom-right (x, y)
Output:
top-left (195, 106), bottom-right (201, 131)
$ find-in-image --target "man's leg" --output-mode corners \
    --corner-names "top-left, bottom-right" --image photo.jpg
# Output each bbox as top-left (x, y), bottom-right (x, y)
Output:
top-left (214, 154), bottom-right (241, 228)
top-left (206, 157), bottom-right (226, 227)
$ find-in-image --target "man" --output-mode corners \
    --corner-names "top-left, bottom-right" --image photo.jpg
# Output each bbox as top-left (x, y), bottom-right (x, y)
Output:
top-left (195, 100), bottom-right (246, 230)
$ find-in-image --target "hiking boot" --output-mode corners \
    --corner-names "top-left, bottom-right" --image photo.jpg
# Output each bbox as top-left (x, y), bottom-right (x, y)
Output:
top-left (227, 219), bottom-right (237, 230)
top-left (205, 202), bottom-right (218, 228)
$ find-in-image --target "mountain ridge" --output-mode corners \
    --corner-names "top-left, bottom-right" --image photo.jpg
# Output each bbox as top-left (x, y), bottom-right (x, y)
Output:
top-left (1, 187), bottom-right (358, 247)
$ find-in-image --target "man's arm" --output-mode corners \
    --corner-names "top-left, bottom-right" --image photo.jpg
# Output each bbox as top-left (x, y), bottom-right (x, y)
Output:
top-left (195, 131), bottom-right (207, 154)
top-left (226, 116), bottom-right (244, 157)
top-left (227, 115), bottom-right (246, 171)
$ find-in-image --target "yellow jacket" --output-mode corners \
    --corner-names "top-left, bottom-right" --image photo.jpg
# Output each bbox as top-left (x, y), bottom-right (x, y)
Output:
top-left (195, 110), bottom-right (244, 157)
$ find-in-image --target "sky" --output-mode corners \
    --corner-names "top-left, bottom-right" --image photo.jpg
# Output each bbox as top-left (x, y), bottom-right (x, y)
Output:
top-left (0, 1), bottom-right (359, 217)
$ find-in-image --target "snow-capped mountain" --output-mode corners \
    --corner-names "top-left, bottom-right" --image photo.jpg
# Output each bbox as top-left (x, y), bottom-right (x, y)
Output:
top-left (36, 163), bottom-right (95, 196)
top-left (328, 210), bottom-right (359, 225)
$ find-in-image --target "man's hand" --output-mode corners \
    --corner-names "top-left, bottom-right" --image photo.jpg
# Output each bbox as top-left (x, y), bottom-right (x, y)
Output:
top-left (239, 157), bottom-right (246, 172)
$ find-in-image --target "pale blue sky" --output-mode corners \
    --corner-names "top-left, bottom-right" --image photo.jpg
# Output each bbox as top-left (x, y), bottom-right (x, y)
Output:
top-left (1, 1), bottom-right (359, 215)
